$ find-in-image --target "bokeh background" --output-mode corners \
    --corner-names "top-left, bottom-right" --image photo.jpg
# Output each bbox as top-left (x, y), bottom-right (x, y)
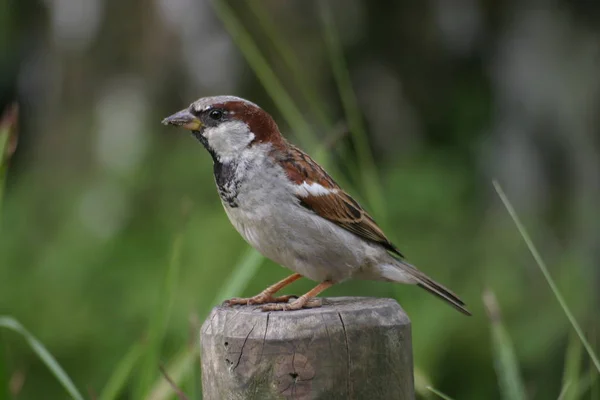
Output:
top-left (1, 0), bottom-right (599, 399)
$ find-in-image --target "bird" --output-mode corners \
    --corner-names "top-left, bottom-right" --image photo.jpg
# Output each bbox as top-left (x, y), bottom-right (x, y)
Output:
top-left (162, 95), bottom-right (471, 315)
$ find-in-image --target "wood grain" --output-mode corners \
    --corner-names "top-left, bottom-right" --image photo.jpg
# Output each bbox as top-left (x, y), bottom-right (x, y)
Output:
top-left (200, 297), bottom-right (414, 400)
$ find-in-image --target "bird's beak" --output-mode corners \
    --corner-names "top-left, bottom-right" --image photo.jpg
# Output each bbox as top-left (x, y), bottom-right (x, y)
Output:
top-left (161, 109), bottom-right (202, 131)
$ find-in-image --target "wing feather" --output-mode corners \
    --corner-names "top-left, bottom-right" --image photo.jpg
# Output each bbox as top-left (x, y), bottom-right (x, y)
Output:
top-left (275, 146), bottom-right (403, 257)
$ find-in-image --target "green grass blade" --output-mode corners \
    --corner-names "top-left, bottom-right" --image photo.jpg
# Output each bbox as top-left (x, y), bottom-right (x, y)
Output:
top-left (211, 0), bottom-right (360, 193)
top-left (211, 0), bottom-right (318, 151)
top-left (561, 368), bottom-right (598, 399)
top-left (134, 228), bottom-right (185, 399)
top-left (148, 247), bottom-right (265, 399)
top-left (147, 347), bottom-right (196, 400)
top-left (211, 247), bottom-right (264, 304)
top-left (589, 367), bottom-right (599, 400)
top-left (426, 386), bottom-right (455, 400)
top-left (0, 103), bottom-right (18, 214)
top-left (0, 335), bottom-right (9, 399)
top-left (146, 247), bottom-right (264, 400)
top-left (318, 3), bottom-right (386, 217)
top-left (188, 345), bottom-right (201, 400)
top-left (493, 180), bottom-right (600, 374)
top-left (180, 315), bottom-right (202, 399)
top-left (98, 342), bottom-right (144, 400)
top-left (0, 317), bottom-right (84, 400)
top-left (591, 327), bottom-right (599, 400)
top-left (413, 367), bottom-right (433, 398)
top-left (246, 0), bottom-right (333, 131)
top-left (483, 290), bottom-right (527, 400)
top-left (558, 331), bottom-right (583, 400)
top-left (557, 383), bottom-right (571, 400)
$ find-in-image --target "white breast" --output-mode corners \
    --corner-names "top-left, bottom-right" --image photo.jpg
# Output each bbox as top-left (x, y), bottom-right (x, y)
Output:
top-left (219, 146), bottom-right (381, 283)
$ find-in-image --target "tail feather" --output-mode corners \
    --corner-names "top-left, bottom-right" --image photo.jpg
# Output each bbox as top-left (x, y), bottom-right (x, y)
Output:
top-left (379, 261), bottom-right (471, 316)
top-left (415, 275), bottom-right (471, 316)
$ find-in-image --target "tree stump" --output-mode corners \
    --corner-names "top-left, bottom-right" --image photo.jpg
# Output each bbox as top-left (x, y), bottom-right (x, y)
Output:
top-left (200, 297), bottom-right (414, 400)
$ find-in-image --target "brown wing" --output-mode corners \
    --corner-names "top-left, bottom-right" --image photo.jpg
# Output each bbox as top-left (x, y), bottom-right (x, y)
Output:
top-left (275, 146), bottom-right (403, 257)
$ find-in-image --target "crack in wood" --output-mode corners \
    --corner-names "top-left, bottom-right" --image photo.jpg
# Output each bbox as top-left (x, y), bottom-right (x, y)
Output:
top-left (337, 311), bottom-right (352, 398)
top-left (232, 322), bottom-right (256, 371)
top-left (259, 312), bottom-right (270, 363)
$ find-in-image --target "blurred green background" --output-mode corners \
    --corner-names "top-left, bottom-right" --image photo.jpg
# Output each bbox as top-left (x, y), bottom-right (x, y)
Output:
top-left (1, 0), bottom-right (599, 399)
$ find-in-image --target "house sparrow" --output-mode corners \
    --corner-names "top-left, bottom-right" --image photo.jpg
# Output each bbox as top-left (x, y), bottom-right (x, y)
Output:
top-left (162, 96), bottom-right (470, 315)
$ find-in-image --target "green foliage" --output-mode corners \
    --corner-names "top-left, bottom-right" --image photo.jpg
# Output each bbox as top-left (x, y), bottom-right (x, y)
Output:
top-left (319, 2), bottom-right (385, 218)
top-left (427, 386), bottom-right (455, 400)
top-left (246, 0), bottom-right (333, 131)
top-left (494, 181), bottom-right (600, 374)
top-left (98, 342), bottom-right (144, 400)
top-left (210, 0), bottom-right (318, 152)
top-left (483, 290), bottom-right (526, 400)
top-left (147, 348), bottom-right (197, 400)
top-left (145, 247), bottom-right (264, 399)
top-left (0, 103), bottom-right (17, 213)
top-left (210, 247), bottom-right (265, 305)
top-left (134, 222), bottom-right (186, 399)
top-left (558, 332), bottom-right (583, 400)
top-left (0, 336), bottom-right (8, 400)
top-left (0, 317), bottom-right (84, 400)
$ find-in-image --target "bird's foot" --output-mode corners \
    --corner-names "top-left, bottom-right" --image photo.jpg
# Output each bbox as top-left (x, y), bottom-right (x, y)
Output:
top-left (260, 297), bottom-right (322, 312)
top-left (224, 293), bottom-right (298, 307)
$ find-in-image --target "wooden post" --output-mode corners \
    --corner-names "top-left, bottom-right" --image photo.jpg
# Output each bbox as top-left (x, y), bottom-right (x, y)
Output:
top-left (200, 297), bottom-right (414, 399)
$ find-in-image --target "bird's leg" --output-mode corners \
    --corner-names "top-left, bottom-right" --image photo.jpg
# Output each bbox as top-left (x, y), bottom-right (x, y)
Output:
top-left (224, 273), bottom-right (302, 306)
top-left (261, 281), bottom-right (334, 311)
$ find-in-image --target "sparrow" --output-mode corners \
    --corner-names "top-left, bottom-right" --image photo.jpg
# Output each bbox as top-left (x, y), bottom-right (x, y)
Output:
top-left (162, 96), bottom-right (470, 315)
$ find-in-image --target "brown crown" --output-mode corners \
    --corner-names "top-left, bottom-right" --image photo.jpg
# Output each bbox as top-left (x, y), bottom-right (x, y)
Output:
top-left (215, 100), bottom-right (285, 148)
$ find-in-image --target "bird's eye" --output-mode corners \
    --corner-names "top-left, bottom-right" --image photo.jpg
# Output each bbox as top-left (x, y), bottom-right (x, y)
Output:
top-left (209, 109), bottom-right (223, 120)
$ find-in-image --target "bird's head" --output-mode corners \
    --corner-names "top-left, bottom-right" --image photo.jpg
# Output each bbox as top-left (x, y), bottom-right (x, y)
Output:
top-left (162, 96), bottom-right (282, 162)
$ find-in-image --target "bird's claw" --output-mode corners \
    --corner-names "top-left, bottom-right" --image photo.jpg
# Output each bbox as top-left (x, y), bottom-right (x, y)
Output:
top-left (260, 297), bottom-right (322, 312)
top-left (224, 294), bottom-right (298, 307)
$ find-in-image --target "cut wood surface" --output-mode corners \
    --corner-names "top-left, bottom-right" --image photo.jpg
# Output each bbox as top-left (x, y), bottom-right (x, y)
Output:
top-left (200, 297), bottom-right (414, 400)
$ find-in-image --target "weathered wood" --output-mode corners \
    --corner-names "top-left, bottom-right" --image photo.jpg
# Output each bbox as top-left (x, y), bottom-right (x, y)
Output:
top-left (200, 297), bottom-right (414, 400)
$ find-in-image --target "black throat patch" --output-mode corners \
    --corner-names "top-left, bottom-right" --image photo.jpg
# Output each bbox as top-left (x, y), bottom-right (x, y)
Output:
top-left (213, 160), bottom-right (240, 208)
top-left (192, 130), bottom-right (241, 208)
